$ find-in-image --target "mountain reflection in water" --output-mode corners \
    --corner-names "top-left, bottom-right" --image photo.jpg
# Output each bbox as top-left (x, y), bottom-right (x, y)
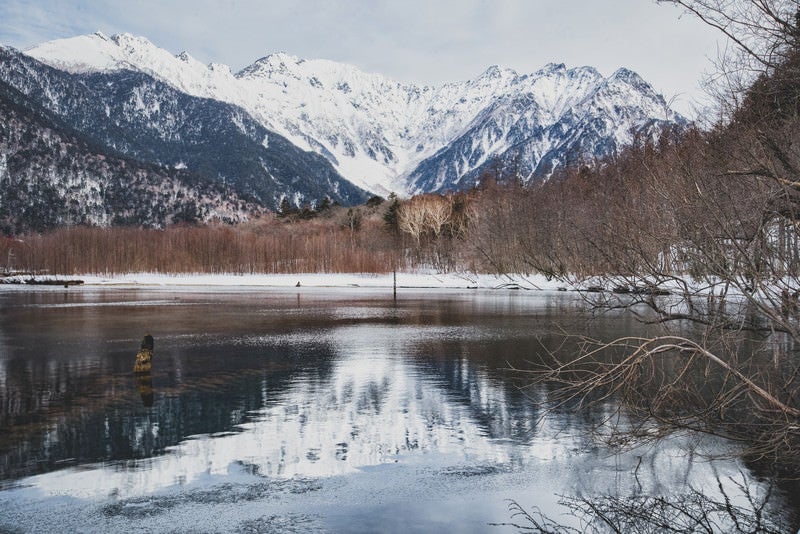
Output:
top-left (0, 287), bottom-right (795, 532)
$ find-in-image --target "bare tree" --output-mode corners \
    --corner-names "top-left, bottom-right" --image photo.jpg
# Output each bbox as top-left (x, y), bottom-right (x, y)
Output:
top-left (660, 0), bottom-right (800, 121)
top-left (397, 198), bottom-right (428, 245)
top-left (660, 0), bottom-right (798, 69)
top-left (423, 195), bottom-right (453, 238)
top-left (472, 1), bottom-right (800, 479)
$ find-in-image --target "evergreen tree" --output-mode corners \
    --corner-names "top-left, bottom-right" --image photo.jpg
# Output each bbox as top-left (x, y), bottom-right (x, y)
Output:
top-left (383, 192), bottom-right (400, 234)
top-left (278, 197), bottom-right (295, 218)
top-left (316, 197), bottom-right (332, 213)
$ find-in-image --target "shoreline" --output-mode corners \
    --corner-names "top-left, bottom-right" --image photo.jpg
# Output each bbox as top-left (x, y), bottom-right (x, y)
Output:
top-left (0, 272), bottom-right (569, 291)
top-left (2, 272), bottom-right (762, 300)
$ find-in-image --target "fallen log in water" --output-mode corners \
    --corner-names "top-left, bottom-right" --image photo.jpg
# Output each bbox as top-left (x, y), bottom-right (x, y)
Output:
top-left (24, 278), bottom-right (84, 286)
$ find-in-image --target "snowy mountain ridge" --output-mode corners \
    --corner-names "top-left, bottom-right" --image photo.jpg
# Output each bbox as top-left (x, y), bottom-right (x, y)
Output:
top-left (27, 32), bottom-right (684, 196)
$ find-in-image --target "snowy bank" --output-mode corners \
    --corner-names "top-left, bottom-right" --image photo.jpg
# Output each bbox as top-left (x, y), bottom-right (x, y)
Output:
top-left (0, 272), bottom-right (570, 290)
top-left (83, 272), bottom-right (569, 290)
top-left (0, 272), bottom-right (774, 301)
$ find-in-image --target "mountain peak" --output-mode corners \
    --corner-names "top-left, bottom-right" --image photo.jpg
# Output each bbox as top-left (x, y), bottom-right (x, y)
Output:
top-left (478, 64), bottom-right (517, 81)
top-left (268, 51), bottom-right (301, 63)
top-left (108, 32), bottom-right (157, 50)
top-left (607, 67), bottom-right (656, 96)
top-left (611, 67), bottom-right (644, 83)
top-left (236, 52), bottom-right (304, 79)
top-left (540, 62), bottom-right (566, 73)
top-left (26, 32), bottom-right (175, 74)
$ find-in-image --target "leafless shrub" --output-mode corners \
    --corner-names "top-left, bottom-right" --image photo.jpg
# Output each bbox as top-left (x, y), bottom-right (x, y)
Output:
top-left (496, 472), bottom-right (787, 533)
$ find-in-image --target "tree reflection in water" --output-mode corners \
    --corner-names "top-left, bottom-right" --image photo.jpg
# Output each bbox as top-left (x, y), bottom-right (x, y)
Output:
top-left (135, 371), bottom-right (153, 408)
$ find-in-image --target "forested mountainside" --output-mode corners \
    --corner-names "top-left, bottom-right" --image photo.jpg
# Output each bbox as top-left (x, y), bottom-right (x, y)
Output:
top-left (0, 75), bottom-right (259, 232)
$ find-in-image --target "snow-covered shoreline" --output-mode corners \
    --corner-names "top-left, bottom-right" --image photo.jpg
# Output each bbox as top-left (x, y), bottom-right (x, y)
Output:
top-left (0, 272), bottom-right (766, 303)
top-left (0, 271), bottom-right (569, 290)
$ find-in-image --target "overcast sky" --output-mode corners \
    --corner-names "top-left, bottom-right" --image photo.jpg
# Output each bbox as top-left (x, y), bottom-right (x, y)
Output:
top-left (0, 0), bottom-right (722, 116)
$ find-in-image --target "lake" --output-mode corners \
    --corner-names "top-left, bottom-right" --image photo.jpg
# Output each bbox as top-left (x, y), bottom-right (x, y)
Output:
top-left (0, 286), bottom-right (796, 532)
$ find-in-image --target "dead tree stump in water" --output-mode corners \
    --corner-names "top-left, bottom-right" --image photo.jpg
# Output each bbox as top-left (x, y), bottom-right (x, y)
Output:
top-left (134, 335), bottom-right (154, 406)
top-left (134, 334), bottom-right (154, 374)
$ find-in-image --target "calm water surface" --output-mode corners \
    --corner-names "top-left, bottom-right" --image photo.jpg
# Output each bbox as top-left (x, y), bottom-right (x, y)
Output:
top-left (0, 286), bottom-right (795, 532)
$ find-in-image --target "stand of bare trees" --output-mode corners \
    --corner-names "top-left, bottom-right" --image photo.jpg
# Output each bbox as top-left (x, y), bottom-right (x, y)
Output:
top-left (477, 0), bottom-right (800, 495)
top-left (395, 191), bottom-right (474, 271)
top-left (1, 205), bottom-right (402, 275)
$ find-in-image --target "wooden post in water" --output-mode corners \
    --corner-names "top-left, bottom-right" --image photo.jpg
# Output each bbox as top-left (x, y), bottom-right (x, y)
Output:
top-left (393, 269), bottom-right (397, 301)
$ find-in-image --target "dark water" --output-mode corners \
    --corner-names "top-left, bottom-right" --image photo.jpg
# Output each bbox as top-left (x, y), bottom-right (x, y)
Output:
top-left (0, 286), bottom-right (794, 532)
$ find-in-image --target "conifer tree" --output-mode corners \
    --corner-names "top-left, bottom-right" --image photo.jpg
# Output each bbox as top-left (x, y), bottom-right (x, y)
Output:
top-left (383, 192), bottom-right (400, 234)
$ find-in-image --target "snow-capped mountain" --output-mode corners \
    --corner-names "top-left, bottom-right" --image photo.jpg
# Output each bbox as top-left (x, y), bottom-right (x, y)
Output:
top-left (26, 32), bottom-right (684, 196)
top-left (0, 45), bottom-right (368, 215)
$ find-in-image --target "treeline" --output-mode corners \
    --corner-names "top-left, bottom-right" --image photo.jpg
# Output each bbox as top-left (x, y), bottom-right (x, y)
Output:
top-left (2, 122), bottom-right (797, 280)
top-left (2, 121), bottom-right (795, 279)
top-left (2, 208), bottom-right (398, 275)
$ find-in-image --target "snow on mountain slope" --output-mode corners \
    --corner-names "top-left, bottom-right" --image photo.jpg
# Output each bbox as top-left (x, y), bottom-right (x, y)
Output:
top-left (407, 64), bottom-right (681, 193)
top-left (0, 45), bottom-right (368, 212)
top-left (27, 33), bottom-right (683, 196)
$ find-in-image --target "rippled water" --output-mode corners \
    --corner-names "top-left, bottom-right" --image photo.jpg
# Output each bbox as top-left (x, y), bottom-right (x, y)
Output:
top-left (0, 286), bottom-right (795, 532)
